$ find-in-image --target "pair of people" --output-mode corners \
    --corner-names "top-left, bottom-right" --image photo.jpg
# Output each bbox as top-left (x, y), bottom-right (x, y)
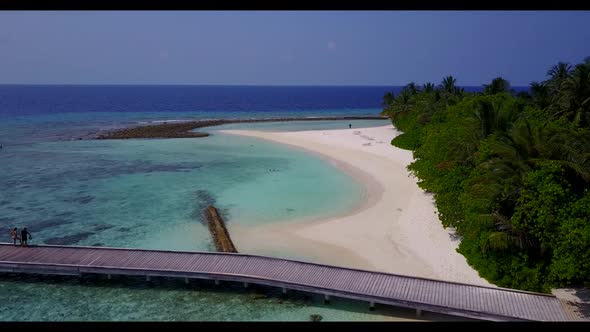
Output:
top-left (9, 227), bottom-right (32, 246)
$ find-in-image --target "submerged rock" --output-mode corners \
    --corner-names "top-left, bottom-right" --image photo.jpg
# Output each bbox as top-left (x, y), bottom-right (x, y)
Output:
top-left (44, 232), bottom-right (94, 245)
top-left (55, 211), bottom-right (75, 218)
top-left (63, 195), bottom-right (95, 204)
top-left (93, 224), bottom-right (114, 231)
top-left (192, 190), bottom-right (217, 223)
top-left (32, 218), bottom-right (74, 231)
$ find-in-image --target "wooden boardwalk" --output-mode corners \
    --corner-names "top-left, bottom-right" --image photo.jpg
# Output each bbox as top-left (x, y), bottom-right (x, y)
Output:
top-left (0, 243), bottom-right (568, 321)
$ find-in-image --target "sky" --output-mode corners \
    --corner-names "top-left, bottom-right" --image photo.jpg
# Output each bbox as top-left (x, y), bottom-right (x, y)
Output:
top-left (0, 11), bottom-right (589, 86)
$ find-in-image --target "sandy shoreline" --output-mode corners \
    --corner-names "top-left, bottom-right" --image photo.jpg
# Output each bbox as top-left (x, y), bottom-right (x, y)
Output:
top-left (221, 124), bottom-right (493, 287)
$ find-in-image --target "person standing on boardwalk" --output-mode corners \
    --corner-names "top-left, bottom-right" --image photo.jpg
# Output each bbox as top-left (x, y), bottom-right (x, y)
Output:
top-left (20, 227), bottom-right (31, 246)
top-left (349, 123), bottom-right (352, 129)
top-left (10, 227), bottom-right (19, 246)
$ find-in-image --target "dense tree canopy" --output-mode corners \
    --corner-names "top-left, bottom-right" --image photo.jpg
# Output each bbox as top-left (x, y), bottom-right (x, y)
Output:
top-left (381, 58), bottom-right (590, 292)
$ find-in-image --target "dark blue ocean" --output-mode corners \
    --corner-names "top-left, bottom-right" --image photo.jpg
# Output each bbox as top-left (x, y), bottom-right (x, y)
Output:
top-left (0, 85), bottom-right (398, 144)
top-left (0, 84), bottom-right (526, 144)
top-left (0, 85), bottom-right (396, 117)
top-left (0, 85), bottom-right (504, 117)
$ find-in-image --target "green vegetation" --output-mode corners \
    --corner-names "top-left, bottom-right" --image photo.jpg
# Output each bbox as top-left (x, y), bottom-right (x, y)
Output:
top-left (381, 58), bottom-right (590, 292)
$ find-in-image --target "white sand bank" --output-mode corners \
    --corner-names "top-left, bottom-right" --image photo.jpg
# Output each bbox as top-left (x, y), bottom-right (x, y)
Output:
top-left (221, 125), bottom-right (493, 287)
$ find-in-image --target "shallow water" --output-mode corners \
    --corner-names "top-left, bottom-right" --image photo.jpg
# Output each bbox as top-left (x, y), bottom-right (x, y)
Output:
top-left (0, 132), bottom-right (364, 253)
top-left (0, 111), bottom-right (404, 320)
top-left (0, 273), bottom-right (443, 321)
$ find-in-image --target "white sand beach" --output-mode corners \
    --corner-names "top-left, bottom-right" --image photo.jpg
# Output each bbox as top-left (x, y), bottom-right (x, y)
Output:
top-left (222, 124), bottom-right (493, 287)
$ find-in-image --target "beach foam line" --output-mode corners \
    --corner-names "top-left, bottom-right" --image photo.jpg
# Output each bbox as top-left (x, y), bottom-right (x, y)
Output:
top-left (137, 119), bottom-right (195, 124)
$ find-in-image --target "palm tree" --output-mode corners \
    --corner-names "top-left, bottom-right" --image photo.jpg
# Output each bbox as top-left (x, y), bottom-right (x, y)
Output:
top-left (547, 62), bottom-right (573, 82)
top-left (530, 81), bottom-right (550, 110)
top-left (382, 91), bottom-right (395, 107)
top-left (546, 62), bottom-right (573, 95)
top-left (467, 97), bottom-right (525, 152)
top-left (388, 89), bottom-right (413, 120)
top-left (559, 63), bottom-right (590, 126)
top-left (440, 76), bottom-right (457, 95)
top-left (516, 91), bottom-right (532, 100)
top-left (423, 82), bottom-right (435, 93)
top-left (547, 62), bottom-right (590, 126)
top-left (483, 77), bottom-right (511, 95)
top-left (406, 82), bottom-right (419, 95)
top-left (483, 211), bottom-right (537, 253)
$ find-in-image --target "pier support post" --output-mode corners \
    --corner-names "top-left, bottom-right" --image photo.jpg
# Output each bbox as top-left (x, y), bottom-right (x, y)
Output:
top-left (369, 302), bottom-right (375, 311)
top-left (214, 279), bottom-right (220, 286)
top-left (146, 275), bottom-right (151, 282)
top-left (185, 277), bottom-right (189, 284)
top-left (324, 294), bottom-right (330, 305)
top-left (107, 274), bottom-right (111, 280)
top-left (416, 309), bottom-right (423, 318)
top-left (282, 287), bottom-right (287, 295)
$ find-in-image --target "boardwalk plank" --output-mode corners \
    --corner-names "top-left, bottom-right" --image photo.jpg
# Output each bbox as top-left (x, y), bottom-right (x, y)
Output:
top-left (122, 251), bottom-right (152, 269)
top-left (502, 291), bottom-right (518, 319)
top-left (192, 254), bottom-right (219, 273)
top-left (177, 254), bottom-right (197, 271)
top-left (324, 269), bottom-right (344, 291)
top-left (399, 277), bottom-right (413, 301)
top-left (304, 264), bottom-right (325, 287)
top-left (54, 248), bottom-right (85, 265)
top-left (379, 273), bottom-right (396, 298)
top-left (77, 250), bottom-right (101, 265)
top-left (194, 254), bottom-right (218, 272)
top-left (280, 261), bottom-right (306, 282)
top-left (374, 273), bottom-right (391, 296)
top-left (317, 266), bottom-right (338, 289)
top-left (366, 273), bottom-right (380, 296)
top-left (231, 257), bottom-right (252, 276)
top-left (116, 250), bottom-right (141, 267)
top-left (16, 247), bottom-right (51, 263)
top-left (176, 255), bottom-right (197, 272)
top-left (353, 271), bottom-right (374, 294)
top-left (404, 277), bottom-right (420, 303)
top-left (318, 266), bottom-right (337, 288)
top-left (108, 250), bottom-right (139, 268)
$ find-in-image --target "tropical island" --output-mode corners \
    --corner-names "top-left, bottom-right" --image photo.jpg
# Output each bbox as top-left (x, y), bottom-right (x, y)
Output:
top-left (380, 58), bottom-right (590, 292)
top-left (1, 10), bottom-right (589, 322)
top-left (88, 58), bottom-right (590, 295)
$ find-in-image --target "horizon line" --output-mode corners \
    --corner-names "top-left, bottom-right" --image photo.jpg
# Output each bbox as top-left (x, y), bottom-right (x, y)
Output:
top-left (0, 83), bottom-right (530, 88)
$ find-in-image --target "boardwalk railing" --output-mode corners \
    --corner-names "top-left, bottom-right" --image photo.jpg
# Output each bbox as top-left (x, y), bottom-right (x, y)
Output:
top-left (0, 243), bottom-right (568, 321)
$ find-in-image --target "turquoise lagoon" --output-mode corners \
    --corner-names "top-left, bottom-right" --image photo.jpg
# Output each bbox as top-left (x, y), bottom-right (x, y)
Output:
top-left (0, 114), bottom-right (418, 321)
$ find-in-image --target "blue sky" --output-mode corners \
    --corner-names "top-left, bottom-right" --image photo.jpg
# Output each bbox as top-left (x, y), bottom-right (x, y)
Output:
top-left (0, 11), bottom-right (589, 86)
